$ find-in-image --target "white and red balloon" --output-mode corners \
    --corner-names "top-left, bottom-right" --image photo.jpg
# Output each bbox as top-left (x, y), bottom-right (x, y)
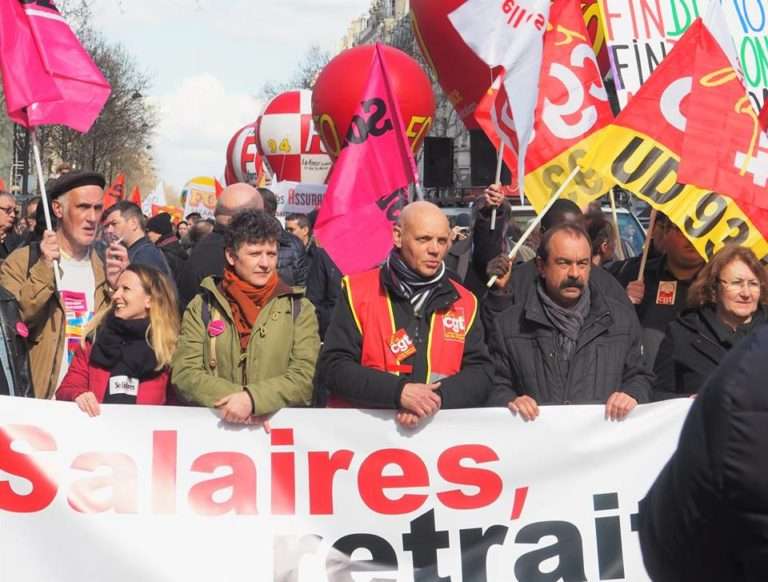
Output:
top-left (225, 123), bottom-right (268, 186)
top-left (255, 89), bottom-right (332, 184)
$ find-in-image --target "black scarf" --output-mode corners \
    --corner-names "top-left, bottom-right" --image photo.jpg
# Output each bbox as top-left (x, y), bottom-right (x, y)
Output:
top-left (536, 281), bottom-right (591, 362)
top-left (89, 313), bottom-right (158, 404)
top-left (384, 249), bottom-right (446, 316)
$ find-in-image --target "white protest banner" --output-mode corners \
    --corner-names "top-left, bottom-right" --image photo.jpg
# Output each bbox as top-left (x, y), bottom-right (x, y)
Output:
top-left (181, 176), bottom-right (221, 220)
top-left (270, 180), bottom-right (326, 219)
top-left (0, 397), bottom-right (691, 581)
top-left (598, 0), bottom-right (768, 110)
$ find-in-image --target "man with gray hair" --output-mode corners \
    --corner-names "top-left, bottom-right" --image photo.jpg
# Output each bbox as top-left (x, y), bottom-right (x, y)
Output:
top-left (176, 183), bottom-right (264, 309)
top-left (0, 171), bottom-right (128, 398)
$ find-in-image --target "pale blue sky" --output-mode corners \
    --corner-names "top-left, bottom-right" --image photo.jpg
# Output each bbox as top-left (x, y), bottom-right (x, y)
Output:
top-left (90, 0), bottom-right (371, 190)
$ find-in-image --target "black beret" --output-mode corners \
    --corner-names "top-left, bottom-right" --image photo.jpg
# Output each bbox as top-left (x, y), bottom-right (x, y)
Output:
top-left (47, 170), bottom-right (106, 200)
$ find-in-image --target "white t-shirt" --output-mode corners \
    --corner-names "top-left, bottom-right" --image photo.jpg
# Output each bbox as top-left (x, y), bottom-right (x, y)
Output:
top-left (56, 251), bottom-right (96, 388)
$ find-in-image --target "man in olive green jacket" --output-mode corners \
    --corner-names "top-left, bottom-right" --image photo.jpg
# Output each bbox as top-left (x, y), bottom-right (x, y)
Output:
top-left (172, 209), bottom-right (319, 421)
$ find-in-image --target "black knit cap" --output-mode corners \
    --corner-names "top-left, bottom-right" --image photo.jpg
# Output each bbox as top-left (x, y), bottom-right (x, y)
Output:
top-left (145, 212), bottom-right (173, 236)
top-left (47, 170), bottom-right (106, 200)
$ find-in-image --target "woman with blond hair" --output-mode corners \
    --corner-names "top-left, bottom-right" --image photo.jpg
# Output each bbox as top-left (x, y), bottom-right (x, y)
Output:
top-left (57, 264), bottom-right (180, 416)
top-left (653, 245), bottom-right (768, 400)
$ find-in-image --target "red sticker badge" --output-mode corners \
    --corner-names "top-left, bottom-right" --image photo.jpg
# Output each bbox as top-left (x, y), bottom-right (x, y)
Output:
top-left (389, 329), bottom-right (416, 362)
top-left (656, 281), bottom-right (678, 306)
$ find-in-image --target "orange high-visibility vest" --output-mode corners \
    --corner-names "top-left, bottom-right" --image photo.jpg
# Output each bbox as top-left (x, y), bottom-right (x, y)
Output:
top-left (342, 267), bottom-right (477, 384)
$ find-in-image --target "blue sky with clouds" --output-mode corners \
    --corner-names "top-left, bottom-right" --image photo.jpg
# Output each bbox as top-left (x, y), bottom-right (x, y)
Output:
top-left (89, 0), bottom-right (370, 190)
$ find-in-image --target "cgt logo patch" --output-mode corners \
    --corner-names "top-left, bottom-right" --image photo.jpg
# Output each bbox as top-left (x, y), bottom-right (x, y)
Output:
top-left (442, 309), bottom-right (467, 342)
top-left (656, 281), bottom-right (678, 306)
top-left (389, 329), bottom-right (416, 362)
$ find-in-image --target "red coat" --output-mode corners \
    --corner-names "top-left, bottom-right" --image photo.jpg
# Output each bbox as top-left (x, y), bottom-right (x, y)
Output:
top-left (56, 343), bottom-right (170, 405)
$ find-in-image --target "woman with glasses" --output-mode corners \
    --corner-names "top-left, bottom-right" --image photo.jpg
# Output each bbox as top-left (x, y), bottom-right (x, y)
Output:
top-left (653, 245), bottom-right (768, 399)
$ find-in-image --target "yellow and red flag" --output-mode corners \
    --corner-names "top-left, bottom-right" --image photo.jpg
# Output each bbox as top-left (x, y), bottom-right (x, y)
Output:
top-left (583, 19), bottom-right (768, 261)
top-left (103, 173), bottom-right (125, 208)
top-left (474, 0), bottom-right (613, 212)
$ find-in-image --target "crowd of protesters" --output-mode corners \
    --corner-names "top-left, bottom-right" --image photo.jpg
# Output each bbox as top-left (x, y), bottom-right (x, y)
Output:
top-left (0, 170), bottom-right (765, 432)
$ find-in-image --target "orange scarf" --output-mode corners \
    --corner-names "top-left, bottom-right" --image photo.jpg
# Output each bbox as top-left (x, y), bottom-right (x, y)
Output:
top-left (221, 268), bottom-right (278, 349)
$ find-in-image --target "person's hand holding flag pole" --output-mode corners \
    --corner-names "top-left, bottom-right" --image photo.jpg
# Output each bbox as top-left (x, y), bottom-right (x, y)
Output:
top-left (486, 166), bottom-right (580, 288)
top-left (489, 142), bottom-right (506, 231)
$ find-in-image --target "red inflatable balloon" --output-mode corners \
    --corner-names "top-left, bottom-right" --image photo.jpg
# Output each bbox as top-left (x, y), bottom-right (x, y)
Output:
top-left (410, 0), bottom-right (492, 130)
top-left (312, 44), bottom-right (435, 160)
top-left (225, 123), bottom-right (267, 186)
top-left (255, 90), bottom-right (332, 183)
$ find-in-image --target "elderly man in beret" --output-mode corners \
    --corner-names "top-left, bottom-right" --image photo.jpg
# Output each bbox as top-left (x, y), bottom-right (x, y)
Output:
top-left (0, 171), bottom-right (128, 398)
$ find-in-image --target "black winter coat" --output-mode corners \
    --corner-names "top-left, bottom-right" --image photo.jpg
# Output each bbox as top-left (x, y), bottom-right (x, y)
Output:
top-left (471, 198), bottom-right (510, 296)
top-left (639, 325), bottom-right (768, 581)
top-left (156, 235), bottom-right (188, 279)
top-left (278, 229), bottom-right (308, 288)
top-left (176, 225), bottom-right (227, 311)
top-left (487, 280), bottom-right (653, 406)
top-left (305, 244), bottom-right (341, 340)
top-left (607, 255), bottom-right (695, 367)
top-left (0, 286), bottom-right (32, 397)
top-left (317, 268), bottom-right (494, 409)
top-left (653, 305), bottom-right (767, 399)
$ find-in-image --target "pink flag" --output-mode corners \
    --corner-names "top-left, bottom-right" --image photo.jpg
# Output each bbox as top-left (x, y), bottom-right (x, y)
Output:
top-left (314, 43), bottom-right (419, 275)
top-left (0, 0), bottom-right (111, 132)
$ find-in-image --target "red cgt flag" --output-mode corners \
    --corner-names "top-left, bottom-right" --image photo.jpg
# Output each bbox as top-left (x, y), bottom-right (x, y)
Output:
top-left (679, 19), bottom-right (768, 211)
top-left (0, 0), bottom-right (110, 132)
top-left (475, 0), bottom-right (613, 211)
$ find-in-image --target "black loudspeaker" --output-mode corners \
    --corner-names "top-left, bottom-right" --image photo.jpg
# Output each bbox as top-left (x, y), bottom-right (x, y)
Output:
top-left (470, 130), bottom-right (511, 186)
top-left (423, 137), bottom-right (454, 188)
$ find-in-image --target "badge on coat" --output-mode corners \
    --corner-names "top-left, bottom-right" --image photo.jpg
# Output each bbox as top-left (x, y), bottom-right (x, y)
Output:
top-left (442, 308), bottom-right (467, 342)
top-left (656, 281), bottom-right (677, 305)
top-left (389, 329), bottom-right (416, 362)
top-left (108, 375), bottom-right (139, 397)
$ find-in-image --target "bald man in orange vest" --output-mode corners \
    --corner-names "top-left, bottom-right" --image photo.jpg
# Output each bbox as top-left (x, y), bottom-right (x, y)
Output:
top-left (317, 201), bottom-right (493, 427)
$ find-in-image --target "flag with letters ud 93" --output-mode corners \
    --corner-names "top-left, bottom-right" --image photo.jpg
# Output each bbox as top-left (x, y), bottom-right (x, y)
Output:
top-left (313, 44), bottom-right (419, 275)
top-left (0, 0), bottom-right (111, 132)
top-left (582, 19), bottom-right (768, 261)
top-left (475, 0), bottom-right (614, 212)
top-left (679, 18), bottom-right (768, 221)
